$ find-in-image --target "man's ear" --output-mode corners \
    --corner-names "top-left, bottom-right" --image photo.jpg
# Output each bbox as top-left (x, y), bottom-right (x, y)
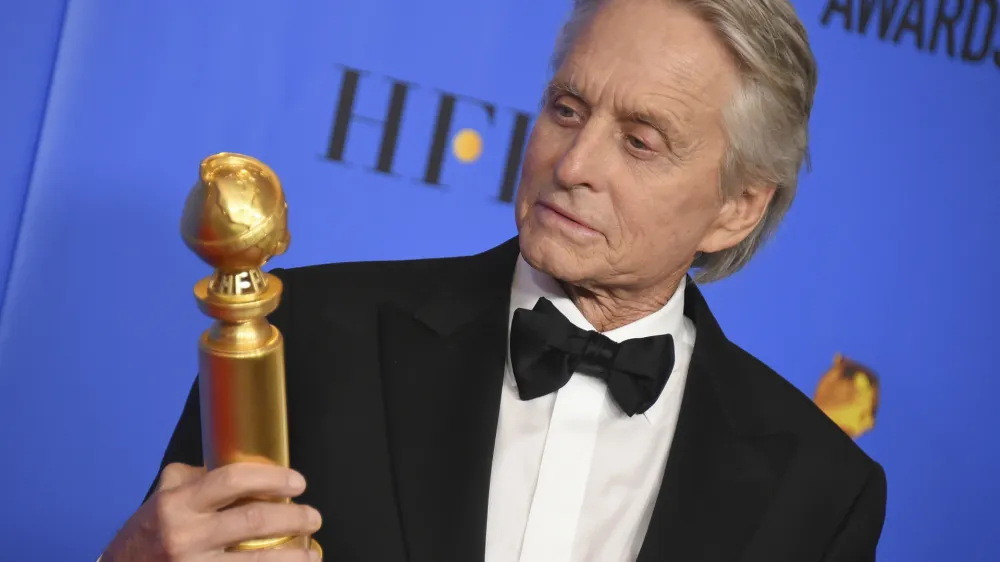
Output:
top-left (697, 184), bottom-right (776, 254)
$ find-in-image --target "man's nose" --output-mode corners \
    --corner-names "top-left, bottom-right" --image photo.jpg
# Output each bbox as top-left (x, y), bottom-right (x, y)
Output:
top-left (553, 123), bottom-right (608, 192)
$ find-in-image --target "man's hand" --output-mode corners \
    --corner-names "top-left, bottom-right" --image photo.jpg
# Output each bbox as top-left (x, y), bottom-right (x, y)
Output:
top-left (101, 462), bottom-right (322, 561)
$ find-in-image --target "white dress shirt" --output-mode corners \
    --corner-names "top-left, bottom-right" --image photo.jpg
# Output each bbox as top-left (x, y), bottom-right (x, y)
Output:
top-left (484, 255), bottom-right (696, 562)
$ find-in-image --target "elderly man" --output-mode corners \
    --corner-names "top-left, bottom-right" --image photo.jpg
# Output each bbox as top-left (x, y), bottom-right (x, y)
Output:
top-left (102, 0), bottom-right (886, 560)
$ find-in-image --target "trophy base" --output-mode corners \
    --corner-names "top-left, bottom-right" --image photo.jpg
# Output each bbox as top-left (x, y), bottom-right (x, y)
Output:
top-left (227, 535), bottom-right (322, 559)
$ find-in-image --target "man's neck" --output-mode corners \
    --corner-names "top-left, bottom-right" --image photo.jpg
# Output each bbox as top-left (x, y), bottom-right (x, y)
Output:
top-left (561, 270), bottom-right (687, 333)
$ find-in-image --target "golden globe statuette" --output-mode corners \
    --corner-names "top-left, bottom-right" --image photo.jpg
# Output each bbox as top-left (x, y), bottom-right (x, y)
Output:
top-left (180, 153), bottom-right (322, 557)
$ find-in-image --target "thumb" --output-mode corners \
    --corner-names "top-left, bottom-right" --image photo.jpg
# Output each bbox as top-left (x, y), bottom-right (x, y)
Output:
top-left (156, 462), bottom-right (207, 492)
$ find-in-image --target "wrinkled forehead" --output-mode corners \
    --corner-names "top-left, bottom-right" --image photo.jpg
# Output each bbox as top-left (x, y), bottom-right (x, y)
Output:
top-left (554, 0), bottom-right (738, 124)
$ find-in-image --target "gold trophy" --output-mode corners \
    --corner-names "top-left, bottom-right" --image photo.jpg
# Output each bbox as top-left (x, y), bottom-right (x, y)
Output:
top-left (180, 152), bottom-right (322, 557)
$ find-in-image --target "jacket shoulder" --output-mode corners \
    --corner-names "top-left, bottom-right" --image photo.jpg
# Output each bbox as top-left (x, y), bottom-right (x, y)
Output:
top-left (724, 341), bottom-right (880, 471)
top-left (263, 237), bottom-right (518, 327)
top-left (272, 238), bottom-right (515, 294)
top-left (272, 251), bottom-right (462, 291)
top-left (723, 343), bottom-right (887, 551)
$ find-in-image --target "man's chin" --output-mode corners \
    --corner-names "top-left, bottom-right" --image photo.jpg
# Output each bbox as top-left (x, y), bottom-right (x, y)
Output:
top-left (518, 231), bottom-right (598, 284)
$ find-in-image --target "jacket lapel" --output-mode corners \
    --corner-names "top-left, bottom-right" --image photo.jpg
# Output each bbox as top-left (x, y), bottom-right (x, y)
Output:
top-left (377, 238), bottom-right (520, 562)
top-left (637, 281), bottom-right (798, 562)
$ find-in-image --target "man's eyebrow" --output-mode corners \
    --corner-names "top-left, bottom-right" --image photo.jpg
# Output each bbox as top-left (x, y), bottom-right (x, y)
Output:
top-left (544, 80), bottom-right (586, 103)
top-left (626, 105), bottom-right (692, 153)
top-left (628, 110), bottom-right (674, 140)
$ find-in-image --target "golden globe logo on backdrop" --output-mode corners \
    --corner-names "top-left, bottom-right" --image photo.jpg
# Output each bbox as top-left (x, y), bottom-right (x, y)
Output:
top-left (813, 355), bottom-right (880, 440)
top-left (821, 0), bottom-right (1000, 69)
top-left (323, 64), bottom-right (535, 203)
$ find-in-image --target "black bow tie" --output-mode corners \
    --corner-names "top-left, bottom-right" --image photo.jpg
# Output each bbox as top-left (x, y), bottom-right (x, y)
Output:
top-left (509, 297), bottom-right (675, 416)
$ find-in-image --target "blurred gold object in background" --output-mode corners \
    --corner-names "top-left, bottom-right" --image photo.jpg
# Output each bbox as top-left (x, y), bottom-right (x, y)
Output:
top-left (814, 354), bottom-right (879, 439)
top-left (181, 153), bottom-right (321, 557)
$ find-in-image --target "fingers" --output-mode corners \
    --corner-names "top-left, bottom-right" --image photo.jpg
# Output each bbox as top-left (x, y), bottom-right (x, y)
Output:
top-left (201, 501), bottom-right (322, 551)
top-left (108, 463), bottom-right (319, 561)
top-left (157, 462), bottom-right (206, 492)
top-left (188, 463), bottom-right (307, 512)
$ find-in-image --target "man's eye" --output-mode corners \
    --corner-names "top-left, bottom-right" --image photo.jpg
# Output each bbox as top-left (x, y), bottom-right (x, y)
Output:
top-left (627, 136), bottom-right (649, 151)
top-left (555, 105), bottom-right (576, 119)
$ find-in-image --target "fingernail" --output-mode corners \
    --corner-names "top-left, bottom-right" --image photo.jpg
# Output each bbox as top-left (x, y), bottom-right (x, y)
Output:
top-left (310, 549), bottom-right (322, 562)
top-left (308, 507), bottom-right (322, 528)
top-left (288, 471), bottom-right (306, 490)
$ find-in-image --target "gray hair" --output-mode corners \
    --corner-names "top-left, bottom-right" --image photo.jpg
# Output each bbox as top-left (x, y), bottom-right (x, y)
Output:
top-left (549, 0), bottom-right (818, 283)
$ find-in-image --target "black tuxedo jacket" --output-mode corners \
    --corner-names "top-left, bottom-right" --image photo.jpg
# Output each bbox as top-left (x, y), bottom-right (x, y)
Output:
top-left (149, 237), bottom-right (886, 562)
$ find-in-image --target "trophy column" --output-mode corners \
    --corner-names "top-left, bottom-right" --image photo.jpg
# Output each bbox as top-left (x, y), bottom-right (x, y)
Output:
top-left (180, 152), bottom-right (322, 557)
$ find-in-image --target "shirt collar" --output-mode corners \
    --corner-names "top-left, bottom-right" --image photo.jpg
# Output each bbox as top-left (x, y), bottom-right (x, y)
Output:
top-left (506, 254), bottom-right (688, 424)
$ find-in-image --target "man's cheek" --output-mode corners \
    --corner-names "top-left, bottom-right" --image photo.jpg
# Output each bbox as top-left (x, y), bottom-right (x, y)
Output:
top-left (611, 205), bottom-right (645, 246)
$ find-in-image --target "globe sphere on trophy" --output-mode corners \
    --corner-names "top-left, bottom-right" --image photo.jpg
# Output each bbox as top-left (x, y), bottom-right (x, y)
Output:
top-left (180, 152), bottom-right (321, 557)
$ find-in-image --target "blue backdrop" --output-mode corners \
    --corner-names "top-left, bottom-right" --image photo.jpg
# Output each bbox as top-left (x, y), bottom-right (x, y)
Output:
top-left (1, 0), bottom-right (998, 560)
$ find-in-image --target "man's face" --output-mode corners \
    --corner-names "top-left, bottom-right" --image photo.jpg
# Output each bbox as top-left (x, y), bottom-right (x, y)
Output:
top-left (515, 0), bottom-right (771, 292)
